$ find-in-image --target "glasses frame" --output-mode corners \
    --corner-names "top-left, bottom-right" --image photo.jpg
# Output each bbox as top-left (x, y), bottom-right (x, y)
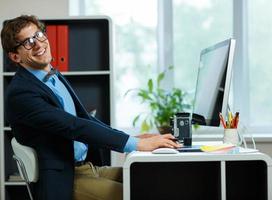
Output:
top-left (14, 31), bottom-right (48, 50)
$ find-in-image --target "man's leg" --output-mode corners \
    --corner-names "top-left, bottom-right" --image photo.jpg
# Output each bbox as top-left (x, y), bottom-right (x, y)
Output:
top-left (95, 165), bottom-right (123, 183)
top-left (73, 163), bottom-right (123, 200)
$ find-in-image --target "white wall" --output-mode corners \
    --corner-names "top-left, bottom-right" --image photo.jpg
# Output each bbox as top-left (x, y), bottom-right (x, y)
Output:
top-left (0, 0), bottom-right (69, 20)
top-left (254, 142), bottom-right (272, 157)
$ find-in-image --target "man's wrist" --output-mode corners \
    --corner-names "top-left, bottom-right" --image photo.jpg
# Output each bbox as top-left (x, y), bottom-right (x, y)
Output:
top-left (123, 136), bottom-right (139, 152)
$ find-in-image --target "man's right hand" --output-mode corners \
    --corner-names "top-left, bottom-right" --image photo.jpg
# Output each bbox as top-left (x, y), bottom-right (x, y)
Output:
top-left (136, 134), bottom-right (181, 151)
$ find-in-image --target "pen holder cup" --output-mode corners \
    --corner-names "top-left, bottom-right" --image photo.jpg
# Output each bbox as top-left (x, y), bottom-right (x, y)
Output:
top-left (223, 128), bottom-right (241, 146)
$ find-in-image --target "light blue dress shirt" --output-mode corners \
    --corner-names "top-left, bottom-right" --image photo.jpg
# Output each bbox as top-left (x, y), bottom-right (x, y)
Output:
top-left (26, 67), bottom-right (138, 161)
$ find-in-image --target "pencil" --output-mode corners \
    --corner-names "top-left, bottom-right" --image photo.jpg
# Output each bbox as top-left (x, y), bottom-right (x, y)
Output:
top-left (219, 113), bottom-right (227, 128)
top-left (234, 112), bottom-right (239, 128)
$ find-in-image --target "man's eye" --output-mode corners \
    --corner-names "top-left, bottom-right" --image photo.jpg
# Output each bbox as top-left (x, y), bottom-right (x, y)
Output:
top-left (37, 32), bottom-right (44, 38)
top-left (25, 38), bottom-right (35, 45)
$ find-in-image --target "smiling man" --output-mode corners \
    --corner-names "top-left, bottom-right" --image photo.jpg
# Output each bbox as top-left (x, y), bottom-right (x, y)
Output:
top-left (1, 15), bottom-right (180, 200)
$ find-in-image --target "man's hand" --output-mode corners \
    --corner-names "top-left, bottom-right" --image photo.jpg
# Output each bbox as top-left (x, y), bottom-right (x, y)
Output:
top-left (136, 134), bottom-right (181, 151)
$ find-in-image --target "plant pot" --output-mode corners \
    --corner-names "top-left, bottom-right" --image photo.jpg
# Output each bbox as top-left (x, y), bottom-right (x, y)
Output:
top-left (158, 125), bottom-right (172, 135)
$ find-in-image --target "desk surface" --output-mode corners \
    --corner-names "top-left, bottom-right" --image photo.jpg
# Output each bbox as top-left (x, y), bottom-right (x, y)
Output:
top-left (123, 149), bottom-right (272, 169)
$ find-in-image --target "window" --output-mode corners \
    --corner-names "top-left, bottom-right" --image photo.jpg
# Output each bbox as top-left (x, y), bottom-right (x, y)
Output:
top-left (248, 0), bottom-right (272, 126)
top-left (70, 0), bottom-right (272, 134)
top-left (173, 0), bottom-right (233, 97)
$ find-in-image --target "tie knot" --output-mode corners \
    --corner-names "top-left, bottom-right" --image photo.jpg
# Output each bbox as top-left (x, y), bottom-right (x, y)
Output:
top-left (43, 68), bottom-right (57, 82)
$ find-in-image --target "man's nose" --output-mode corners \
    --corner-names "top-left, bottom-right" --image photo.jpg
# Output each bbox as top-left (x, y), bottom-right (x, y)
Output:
top-left (33, 39), bottom-right (44, 49)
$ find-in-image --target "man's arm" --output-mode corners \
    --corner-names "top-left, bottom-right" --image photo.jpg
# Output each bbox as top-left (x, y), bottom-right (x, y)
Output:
top-left (7, 87), bottom-right (129, 152)
top-left (7, 86), bottom-right (180, 152)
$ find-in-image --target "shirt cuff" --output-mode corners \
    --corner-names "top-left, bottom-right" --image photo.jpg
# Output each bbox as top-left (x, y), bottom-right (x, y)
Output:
top-left (123, 136), bottom-right (139, 152)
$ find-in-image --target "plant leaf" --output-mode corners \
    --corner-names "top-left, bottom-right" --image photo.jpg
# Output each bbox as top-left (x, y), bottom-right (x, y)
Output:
top-left (138, 89), bottom-right (152, 101)
top-left (148, 79), bottom-right (153, 93)
top-left (132, 115), bottom-right (140, 127)
top-left (141, 119), bottom-right (150, 132)
top-left (157, 72), bottom-right (165, 86)
top-left (123, 88), bottom-right (137, 97)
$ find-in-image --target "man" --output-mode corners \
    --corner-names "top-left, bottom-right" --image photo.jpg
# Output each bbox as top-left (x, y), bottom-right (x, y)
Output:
top-left (1, 15), bottom-right (180, 200)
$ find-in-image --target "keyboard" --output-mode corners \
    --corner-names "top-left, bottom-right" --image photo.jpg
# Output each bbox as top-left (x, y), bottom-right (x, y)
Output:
top-left (177, 145), bottom-right (203, 152)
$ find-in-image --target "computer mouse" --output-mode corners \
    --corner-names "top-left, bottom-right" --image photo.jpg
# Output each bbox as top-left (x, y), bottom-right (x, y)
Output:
top-left (152, 148), bottom-right (179, 154)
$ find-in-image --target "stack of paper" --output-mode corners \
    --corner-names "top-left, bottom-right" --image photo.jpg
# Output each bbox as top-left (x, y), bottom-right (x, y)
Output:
top-left (200, 144), bottom-right (235, 153)
top-left (200, 144), bottom-right (259, 154)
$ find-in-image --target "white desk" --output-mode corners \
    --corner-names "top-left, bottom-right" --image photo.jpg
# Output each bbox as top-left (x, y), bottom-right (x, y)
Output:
top-left (123, 150), bottom-right (272, 200)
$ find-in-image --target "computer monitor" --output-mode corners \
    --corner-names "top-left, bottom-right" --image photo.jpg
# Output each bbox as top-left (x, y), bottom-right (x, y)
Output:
top-left (193, 38), bottom-right (236, 126)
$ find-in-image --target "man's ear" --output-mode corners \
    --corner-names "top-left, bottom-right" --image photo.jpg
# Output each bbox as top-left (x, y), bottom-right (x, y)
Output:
top-left (8, 52), bottom-right (21, 63)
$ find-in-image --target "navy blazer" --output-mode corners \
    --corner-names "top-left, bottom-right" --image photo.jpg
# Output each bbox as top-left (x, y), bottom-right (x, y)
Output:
top-left (6, 67), bottom-right (129, 200)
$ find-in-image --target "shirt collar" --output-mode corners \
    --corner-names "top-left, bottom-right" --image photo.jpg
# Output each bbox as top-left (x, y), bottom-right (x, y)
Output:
top-left (25, 65), bottom-right (55, 82)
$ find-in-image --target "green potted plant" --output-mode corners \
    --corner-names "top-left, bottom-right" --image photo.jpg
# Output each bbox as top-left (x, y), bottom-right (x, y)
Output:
top-left (126, 66), bottom-right (192, 134)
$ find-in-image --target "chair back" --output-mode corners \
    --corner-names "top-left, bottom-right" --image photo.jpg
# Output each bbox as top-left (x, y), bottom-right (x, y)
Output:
top-left (11, 138), bottom-right (39, 183)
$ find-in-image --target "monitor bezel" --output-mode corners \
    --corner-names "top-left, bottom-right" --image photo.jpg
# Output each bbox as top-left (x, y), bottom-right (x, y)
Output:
top-left (193, 38), bottom-right (236, 126)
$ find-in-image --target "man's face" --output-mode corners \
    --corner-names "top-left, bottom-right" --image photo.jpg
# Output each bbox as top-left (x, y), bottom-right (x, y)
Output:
top-left (10, 23), bottom-right (52, 70)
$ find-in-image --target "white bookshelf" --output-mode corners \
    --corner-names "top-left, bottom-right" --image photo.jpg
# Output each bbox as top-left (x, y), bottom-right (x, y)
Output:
top-left (0, 16), bottom-right (113, 200)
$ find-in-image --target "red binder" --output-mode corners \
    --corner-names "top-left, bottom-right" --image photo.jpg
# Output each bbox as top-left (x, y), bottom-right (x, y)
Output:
top-left (45, 25), bottom-right (57, 67)
top-left (56, 25), bottom-right (69, 71)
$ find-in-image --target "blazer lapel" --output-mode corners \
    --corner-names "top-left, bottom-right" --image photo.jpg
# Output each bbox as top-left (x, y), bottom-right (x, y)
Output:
top-left (16, 67), bottom-right (63, 108)
top-left (56, 71), bottom-right (90, 119)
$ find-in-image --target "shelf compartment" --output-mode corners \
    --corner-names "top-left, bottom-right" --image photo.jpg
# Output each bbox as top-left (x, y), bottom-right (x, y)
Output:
top-left (130, 161), bottom-right (221, 200)
top-left (5, 185), bottom-right (29, 200)
top-left (65, 74), bottom-right (110, 125)
top-left (226, 160), bottom-right (267, 200)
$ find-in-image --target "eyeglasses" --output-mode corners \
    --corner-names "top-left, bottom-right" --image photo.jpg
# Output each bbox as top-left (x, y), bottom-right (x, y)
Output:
top-left (15, 31), bottom-right (48, 50)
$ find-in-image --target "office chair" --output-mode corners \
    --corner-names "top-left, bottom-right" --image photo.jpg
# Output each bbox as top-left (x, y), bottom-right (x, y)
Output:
top-left (11, 137), bottom-right (38, 200)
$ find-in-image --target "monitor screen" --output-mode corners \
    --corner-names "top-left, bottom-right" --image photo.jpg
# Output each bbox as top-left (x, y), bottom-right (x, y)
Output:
top-left (193, 39), bottom-right (236, 126)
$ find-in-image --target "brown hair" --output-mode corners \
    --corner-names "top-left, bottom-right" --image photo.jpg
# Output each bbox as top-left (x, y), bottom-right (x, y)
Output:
top-left (1, 15), bottom-right (45, 53)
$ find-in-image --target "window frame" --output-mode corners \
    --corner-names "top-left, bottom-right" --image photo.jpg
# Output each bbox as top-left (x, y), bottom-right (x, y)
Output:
top-left (232, 0), bottom-right (272, 135)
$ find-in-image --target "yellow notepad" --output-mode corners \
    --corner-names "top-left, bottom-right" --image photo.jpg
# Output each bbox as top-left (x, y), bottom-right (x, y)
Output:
top-left (200, 144), bottom-right (235, 152)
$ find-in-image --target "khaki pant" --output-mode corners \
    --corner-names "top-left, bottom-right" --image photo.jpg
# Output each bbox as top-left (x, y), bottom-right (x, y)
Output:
top-left (73, 162), bottom-right (123, 200)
